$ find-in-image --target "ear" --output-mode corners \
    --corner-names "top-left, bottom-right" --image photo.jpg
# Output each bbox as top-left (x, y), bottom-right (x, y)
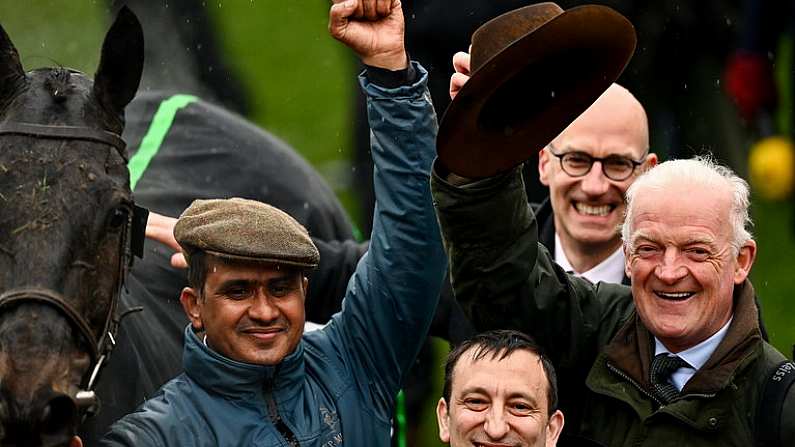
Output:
top-left (93, 5), bottom-right (144, 117)
top-left (545, 410), bottom-right (565, 447)
top-left (180, 287), bottom-right (204, 331)
top-left (436, 397), bottom-right (451, 443)
top-left (302, 276), bottom-right (309, 299)
top-left (0, 21), bottom-right (24, 100)
top-left (624, 243), bottom-right (632, 279)
top-left (733, 240), bottom-right (756, 284)
top-left (643, 152), bottom-right (658, 171)
top-left (538, 148), bottom-right (552, 186)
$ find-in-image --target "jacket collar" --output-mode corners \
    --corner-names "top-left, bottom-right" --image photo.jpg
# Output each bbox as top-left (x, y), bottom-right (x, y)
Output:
top-left (604, 280), bottom-right (762, 394)
top-left (534, 198), bottom-right (630, 285)
top-left (182, 325), bottom-right (305, 401)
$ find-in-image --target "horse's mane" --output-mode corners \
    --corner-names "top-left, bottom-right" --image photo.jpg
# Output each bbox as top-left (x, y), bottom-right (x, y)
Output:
top-left (43, 68), bottom-right (71, 102)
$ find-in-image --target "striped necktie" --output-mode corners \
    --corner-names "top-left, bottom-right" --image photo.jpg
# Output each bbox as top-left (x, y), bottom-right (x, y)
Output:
top-left (650, 353), bottom-right (689, 404)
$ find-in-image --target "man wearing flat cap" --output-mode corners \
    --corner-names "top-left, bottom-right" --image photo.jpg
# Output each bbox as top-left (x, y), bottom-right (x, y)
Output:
top-left (99, 1), bottom-right (448, 445)
top-left (432, 3), bottom-right (794, 446)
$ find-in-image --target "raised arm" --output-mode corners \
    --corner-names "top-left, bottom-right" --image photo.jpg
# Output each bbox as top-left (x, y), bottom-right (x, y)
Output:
top-left (323, 0), bottom-right (447, 420)
top-left (430, 161), bottom-right (633, 372)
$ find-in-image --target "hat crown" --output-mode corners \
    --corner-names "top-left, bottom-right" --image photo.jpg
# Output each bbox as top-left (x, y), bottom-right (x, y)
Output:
top-left (471, 2), bottom-right (564, 73)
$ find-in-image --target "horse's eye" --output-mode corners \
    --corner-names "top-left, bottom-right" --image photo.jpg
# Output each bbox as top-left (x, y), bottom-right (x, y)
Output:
top-left (108, 207), bottom-right (128, 229)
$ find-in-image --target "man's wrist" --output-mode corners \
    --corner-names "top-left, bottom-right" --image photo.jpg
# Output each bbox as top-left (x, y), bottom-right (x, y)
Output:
top-left (362, 48), bottom-right (408, 71)
top-left (365, 52), bottom-right (416, 88)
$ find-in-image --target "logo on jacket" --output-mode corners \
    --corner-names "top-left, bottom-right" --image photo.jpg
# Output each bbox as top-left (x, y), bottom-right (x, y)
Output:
top-left (319, 407), bottom-right (342, 446)
top-left (320, 406), bottom-right (339, 431)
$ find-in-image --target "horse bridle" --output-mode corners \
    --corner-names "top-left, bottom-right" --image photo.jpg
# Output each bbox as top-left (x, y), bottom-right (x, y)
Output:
top-left (0, 121), bottom-right (147, 417)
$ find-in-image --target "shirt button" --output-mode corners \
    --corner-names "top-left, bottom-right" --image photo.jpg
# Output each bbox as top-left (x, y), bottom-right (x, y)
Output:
top-left (708, 417), bottom-right (718, 427)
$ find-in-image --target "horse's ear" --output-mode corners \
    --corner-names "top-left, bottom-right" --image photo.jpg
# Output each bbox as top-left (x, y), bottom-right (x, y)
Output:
top-left (93, 6), bottom-right (144, 116)
top-left (0, 22), bottom-right (24, 98)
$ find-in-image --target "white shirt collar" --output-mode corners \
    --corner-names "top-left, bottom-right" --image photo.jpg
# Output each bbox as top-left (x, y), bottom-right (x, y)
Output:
top-left (554, 233), bottom-right (626, 284)
top-left (653, 317), bottom-right (733, 391)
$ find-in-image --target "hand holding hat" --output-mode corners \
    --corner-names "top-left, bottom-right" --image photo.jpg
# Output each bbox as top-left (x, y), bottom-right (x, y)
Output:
top-left (329, 0), bottom-right (407, 70)
top-left (449, 51), bottom-right (471, 101)
top-left (438, 2), bottom-right (637, 178)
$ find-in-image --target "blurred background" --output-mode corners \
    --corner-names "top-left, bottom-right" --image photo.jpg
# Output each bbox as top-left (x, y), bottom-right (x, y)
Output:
top-left (1, 1), bottom-right (793, 445)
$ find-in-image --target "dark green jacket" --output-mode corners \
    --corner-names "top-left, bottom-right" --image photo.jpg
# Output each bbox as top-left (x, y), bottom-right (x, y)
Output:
top-left (431, 164), bottom-right (794, 446)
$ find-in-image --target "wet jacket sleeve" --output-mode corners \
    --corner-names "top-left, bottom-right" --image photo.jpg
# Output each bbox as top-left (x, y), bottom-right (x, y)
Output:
top-left (430, 164), bottom-right (633, 370)
top-left (98, 415), bottom-right (165, 446)
top-left (305, 238), bottom-right (368, 324)
top-left (324, 62), bottom-right (447, 421)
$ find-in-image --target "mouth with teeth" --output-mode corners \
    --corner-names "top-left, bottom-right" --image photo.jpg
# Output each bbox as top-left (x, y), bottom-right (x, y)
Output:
top-left (573, 201), bottom-right (616, 217)
top-left (655, 291), bottom-right (696, 301)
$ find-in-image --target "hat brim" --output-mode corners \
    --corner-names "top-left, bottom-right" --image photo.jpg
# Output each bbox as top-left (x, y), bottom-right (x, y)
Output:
top-left (437, 5), bottom-right (637, 178)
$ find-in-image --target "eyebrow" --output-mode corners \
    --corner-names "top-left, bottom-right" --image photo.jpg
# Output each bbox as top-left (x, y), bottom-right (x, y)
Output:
top-left (216, 273), bottom-right (296, 291)
top-left (550, 143), bottom-right (642, 160)
top-left (458, 386), bottom-right (541, 406)
top-left (630, 232), bottom-right (717, 248)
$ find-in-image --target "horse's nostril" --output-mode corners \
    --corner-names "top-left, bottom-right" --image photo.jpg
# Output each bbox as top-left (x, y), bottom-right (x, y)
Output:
top-left (39, 395), bottom-right (76, 435)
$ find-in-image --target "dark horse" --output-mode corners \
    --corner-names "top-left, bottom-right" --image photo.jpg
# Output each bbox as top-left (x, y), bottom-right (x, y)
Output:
top-left (0, 2), bottom-right (362, 443)
top-left (0, 7), bottom-right (144, 446)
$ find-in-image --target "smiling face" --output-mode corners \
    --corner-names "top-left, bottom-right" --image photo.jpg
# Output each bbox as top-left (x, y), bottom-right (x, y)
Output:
top-left (625, 184), bottom-right (756, 352)
top-left (180, 256), bottom-right (307, 365)
top-left (539, 84), bottom-right (654, 259)
top-left (437, 349), bottom-right (564, 447)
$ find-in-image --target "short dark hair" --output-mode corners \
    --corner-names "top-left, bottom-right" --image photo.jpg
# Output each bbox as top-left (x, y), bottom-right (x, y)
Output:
top-left (187, 250), bottom-right (208, 292)
top-left (442, 330), bottom-right (558, 415)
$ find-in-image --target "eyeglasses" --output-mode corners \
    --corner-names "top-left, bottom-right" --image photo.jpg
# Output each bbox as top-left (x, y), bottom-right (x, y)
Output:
top-left (547, 144), bottom-right (648, 181)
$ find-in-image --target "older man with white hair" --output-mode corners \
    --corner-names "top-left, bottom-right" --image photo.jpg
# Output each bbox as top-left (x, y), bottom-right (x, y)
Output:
top-left (432, 155), bottom-right (794, 446)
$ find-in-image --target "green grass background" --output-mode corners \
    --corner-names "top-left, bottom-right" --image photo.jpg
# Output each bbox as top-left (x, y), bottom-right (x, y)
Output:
top-left (1, 2), bottom-right (792, 445)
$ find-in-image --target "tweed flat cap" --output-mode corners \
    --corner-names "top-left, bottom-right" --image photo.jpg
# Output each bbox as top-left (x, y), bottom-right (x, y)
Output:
top-left (174, 198), bottom-right (319, 269)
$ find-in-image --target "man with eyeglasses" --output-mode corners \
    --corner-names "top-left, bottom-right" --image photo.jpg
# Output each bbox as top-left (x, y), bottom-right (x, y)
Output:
top-left (451, 55), bottom-right (655, 286)
top-left (536, 83), bottom-right (656, 285)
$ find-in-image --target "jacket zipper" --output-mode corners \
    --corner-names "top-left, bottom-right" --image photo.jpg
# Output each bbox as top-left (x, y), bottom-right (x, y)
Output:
top-left (263, 377), bottom-right (299, 447)
top-left (606, 363), bottom-right (717, 405)
top-left (606, 362), bottom-right (664, 407)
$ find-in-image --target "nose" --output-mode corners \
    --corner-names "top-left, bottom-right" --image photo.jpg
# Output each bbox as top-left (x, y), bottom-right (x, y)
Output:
top-left (0, 391), bottom-right (77, 446)
top-left (654, 248), bottom-right (688, 284)
top-left (483, 406), bottom-right (510, 440)
top-left (247, 290), bottom-right (280, 323)
top-left (579, 161), bottom-right (610, 196)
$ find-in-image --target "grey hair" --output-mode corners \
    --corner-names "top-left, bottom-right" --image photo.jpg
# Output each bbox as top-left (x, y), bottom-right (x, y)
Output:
top-left (621, 156), bottom-right (753, 253)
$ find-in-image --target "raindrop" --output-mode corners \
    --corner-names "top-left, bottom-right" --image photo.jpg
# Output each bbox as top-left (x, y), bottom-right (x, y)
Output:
top-left (550, 90), bottom-right (556, 98)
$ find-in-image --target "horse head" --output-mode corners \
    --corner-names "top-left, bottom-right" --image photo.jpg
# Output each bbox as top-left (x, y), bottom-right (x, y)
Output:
top-left (0, 7), bottom-right (143, 446)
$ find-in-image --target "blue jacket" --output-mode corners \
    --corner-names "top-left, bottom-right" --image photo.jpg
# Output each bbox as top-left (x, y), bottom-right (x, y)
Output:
top-left (100, 63), bottom-right (447, 446)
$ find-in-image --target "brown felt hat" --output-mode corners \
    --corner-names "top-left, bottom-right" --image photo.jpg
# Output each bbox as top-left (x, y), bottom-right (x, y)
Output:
top-left (437, 2), bottom-right (637, 178)
top-left (174, 198), bottom-right (319, 269)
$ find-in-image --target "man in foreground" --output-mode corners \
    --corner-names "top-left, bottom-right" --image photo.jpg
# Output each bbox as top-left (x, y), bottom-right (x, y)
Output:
top-left (98, 0), bottom-right (448, 444)
top-left (436, 330), bottom-right (564, 447)
top-left (433, 154), bottom-right (795, 444)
